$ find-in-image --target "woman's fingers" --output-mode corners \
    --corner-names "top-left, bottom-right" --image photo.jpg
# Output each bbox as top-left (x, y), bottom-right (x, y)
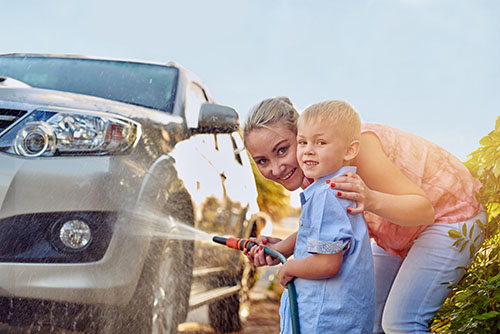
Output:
top-left (253, 246), bottom-right (266, 267)
top-left (328, 173), bottom-right (357, 190)
top-left (328, 172), bottom-right (368, 214)
top-left (346, 205), bottom-right (364, 214)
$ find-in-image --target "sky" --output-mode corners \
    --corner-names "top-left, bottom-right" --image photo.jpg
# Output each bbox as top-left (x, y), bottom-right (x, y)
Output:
top-left (1, 0), bottom-right (499, 164)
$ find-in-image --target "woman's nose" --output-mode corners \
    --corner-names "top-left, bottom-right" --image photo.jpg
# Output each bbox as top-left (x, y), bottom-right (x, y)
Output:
top-left (271, 160), bottom-right (285, 177)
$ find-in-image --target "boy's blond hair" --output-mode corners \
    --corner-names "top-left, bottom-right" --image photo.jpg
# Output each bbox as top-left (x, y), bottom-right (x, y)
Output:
top-left (299, 100), bottom-right (361, 145)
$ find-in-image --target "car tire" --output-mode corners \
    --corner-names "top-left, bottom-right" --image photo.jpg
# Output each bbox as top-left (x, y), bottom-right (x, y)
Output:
top-left (208, 292), bottom-right (242, 333)
top-left (113, 239), bottom-right (193, 334)
top-left (114, 191), bottom-right (194, 334)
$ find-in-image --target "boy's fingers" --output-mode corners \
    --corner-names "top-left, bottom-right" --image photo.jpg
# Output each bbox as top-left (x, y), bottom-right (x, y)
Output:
top-left (280, 276), bottom-right (292, 288)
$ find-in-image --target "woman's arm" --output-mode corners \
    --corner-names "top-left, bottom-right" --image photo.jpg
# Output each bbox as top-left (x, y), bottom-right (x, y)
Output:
top-left (337, 132), bottom-right (435, 226)
top-left (278, 252), bottom-right (342, 287)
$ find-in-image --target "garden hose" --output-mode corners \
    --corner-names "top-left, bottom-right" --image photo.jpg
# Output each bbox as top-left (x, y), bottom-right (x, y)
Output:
top-left (212, 236), bottom-right (300, 334)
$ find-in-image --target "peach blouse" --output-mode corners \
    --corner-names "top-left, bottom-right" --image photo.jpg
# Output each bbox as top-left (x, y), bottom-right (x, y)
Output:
top-left (361, 123), bottom-right (482, 258)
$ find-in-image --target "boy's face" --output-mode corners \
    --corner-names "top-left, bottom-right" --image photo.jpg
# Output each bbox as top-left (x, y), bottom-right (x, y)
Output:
top-left (296, 118), bottom-right (349, 181)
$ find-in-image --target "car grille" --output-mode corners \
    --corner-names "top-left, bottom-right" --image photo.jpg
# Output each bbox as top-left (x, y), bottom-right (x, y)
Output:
top-left (0, 108), bottom-right (28, 135)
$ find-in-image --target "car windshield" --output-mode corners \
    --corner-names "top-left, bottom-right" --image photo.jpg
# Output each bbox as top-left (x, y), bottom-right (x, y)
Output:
top-left (0, 56), bottom-right (178, 113)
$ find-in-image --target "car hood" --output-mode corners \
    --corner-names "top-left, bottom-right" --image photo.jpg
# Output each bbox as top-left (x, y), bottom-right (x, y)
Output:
top-left (0, 86), bottom-right (183, 127)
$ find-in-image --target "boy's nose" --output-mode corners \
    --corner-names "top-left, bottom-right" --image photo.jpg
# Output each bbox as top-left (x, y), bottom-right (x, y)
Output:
top-left (304, 147), bottom-right (315, 155)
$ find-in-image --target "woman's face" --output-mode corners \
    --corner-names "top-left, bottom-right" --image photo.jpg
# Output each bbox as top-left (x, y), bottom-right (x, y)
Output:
top-left (245, 123), bottom-right (304, 191)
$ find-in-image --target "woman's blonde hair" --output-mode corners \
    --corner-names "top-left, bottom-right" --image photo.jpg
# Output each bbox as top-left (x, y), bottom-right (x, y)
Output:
top-left (243, 97), bottom-right (299, 145)
top-left (299, 100), bottom-right (361, 144)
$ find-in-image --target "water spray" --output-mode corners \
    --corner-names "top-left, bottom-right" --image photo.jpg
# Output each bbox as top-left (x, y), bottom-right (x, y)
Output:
top-left (212, 236), bottom-right (300, 334)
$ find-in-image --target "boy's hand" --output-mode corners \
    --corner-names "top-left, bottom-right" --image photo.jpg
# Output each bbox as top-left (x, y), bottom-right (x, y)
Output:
top-left (244, 236), bottom-right (282, 267)
top-left (278, 261), bottom-right (294, 288)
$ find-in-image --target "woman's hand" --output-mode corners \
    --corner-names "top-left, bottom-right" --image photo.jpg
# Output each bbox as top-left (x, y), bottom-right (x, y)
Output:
top-left (244, 236), bottom-right (282, 267)
top-left (327, 171), bottom-right (372, 214)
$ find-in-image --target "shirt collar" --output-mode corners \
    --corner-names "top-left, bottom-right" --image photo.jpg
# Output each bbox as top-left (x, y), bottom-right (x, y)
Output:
top-left (300, 166), bottom-right (357, 206)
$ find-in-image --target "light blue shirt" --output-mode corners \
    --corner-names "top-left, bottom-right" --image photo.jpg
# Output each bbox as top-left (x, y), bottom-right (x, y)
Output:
top-left (279, 166), bottom-right (375, 334)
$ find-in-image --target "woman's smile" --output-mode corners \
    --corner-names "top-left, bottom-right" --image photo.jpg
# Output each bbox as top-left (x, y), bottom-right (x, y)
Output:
top-left (278, 167), bottom-right (297, 181)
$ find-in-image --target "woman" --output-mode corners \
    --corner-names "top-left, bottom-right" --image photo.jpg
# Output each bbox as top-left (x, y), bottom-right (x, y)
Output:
top-left (243, 97), bottom-right (485, 334)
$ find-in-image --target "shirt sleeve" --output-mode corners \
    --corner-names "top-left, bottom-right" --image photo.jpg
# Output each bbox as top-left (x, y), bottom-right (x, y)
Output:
top-left (306, 189), bottom-right (354, 256)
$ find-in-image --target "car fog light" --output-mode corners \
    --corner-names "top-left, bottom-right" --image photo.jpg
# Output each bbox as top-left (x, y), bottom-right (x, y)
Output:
top-left (59, 220), bottom-right (92, 249)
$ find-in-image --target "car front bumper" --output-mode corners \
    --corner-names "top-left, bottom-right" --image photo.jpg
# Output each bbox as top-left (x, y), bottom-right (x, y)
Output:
top-left (0, 152), bottom-right (151, 305)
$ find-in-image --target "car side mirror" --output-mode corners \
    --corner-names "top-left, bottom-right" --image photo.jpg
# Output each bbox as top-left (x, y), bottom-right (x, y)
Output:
top-left (193, 103), bottom-right (240, 134)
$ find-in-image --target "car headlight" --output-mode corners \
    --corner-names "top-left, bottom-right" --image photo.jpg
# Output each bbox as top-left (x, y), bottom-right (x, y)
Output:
top-left (0, 108), bottom-right (141, 157)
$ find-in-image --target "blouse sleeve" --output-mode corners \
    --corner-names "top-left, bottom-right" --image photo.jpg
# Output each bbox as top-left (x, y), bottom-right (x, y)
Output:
top-left (306, 189), bottom-right (354, 256)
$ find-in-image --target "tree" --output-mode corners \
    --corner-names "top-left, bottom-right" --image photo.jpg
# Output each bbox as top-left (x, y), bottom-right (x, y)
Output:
top-left (431, 116), bottom-right (500, 333)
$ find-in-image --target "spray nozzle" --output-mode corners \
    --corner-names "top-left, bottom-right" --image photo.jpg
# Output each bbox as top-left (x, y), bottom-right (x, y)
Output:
top-left (212, 236), bottom-right (258, 251)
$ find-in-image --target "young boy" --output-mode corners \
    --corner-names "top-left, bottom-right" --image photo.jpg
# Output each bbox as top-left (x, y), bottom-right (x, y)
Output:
top-left (277, 100), bottom-right (375, 333)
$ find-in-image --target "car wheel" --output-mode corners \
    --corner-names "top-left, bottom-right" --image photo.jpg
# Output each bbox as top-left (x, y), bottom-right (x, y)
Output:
top-left (116, 190), bottom-right (195, 334)
top-left (117, 238), bottom-right (193, 334)
top-left (152, 238), bottom-right (194, 334)
top-left (208, 292), bottom-right (242, 333)
top-left (208, 258), bottom-right (256, 333)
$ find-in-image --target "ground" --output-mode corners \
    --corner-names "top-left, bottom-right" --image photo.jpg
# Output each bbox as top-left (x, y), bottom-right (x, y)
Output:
top-left (179, 298), bottom-right (281, 334)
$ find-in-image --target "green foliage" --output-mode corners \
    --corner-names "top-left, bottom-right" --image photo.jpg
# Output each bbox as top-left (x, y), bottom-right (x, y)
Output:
top-left (431, 116), bottom-right (500, 333)
top-left (248, 152), bottom-right (291, 222)
top-left (447, 220), bottom-right (483, 259)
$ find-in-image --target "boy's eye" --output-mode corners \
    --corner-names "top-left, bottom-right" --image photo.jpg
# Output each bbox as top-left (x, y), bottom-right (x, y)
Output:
top-left (317, 140), bottom-right (326, 145)
top-left (298, 140), bottom-right (306, 145)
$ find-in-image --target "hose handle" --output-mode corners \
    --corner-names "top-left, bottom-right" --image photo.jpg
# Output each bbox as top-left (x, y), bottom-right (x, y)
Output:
top-left (212, 236), bottom-right (258, 252)
top-left (227, 237), bottom-right (258, 251)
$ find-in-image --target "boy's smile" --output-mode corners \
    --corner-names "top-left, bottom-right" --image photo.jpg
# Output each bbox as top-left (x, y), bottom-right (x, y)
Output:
top-left (302, 160), bottom-right (319, 168)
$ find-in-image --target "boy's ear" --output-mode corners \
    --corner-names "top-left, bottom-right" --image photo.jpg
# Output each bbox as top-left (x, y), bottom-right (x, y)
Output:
top-left (344, 140), bottom-right (360, 161)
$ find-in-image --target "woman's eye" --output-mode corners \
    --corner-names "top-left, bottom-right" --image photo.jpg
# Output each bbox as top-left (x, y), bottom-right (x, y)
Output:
top-left (256, 159), bottom-right (267, 166)
top-left (277, 147), bottom-right (287, 155)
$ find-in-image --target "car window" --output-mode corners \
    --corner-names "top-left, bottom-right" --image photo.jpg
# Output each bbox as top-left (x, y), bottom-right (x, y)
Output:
top-left (0, 56), bottom-right (178, 113)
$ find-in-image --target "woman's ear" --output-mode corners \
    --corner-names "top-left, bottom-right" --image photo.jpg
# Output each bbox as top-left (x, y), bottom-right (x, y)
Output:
top-left (344, 140), bottom-right (360, 162)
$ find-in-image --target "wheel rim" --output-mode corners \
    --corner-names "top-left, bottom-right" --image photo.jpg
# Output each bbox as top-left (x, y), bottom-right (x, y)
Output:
top-left (151, 241), bottom-right (178, 334)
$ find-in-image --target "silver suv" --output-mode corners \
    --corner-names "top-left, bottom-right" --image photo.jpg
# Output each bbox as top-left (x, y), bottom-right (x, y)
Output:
top-left (0, 54), bottom-right (262, 334)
